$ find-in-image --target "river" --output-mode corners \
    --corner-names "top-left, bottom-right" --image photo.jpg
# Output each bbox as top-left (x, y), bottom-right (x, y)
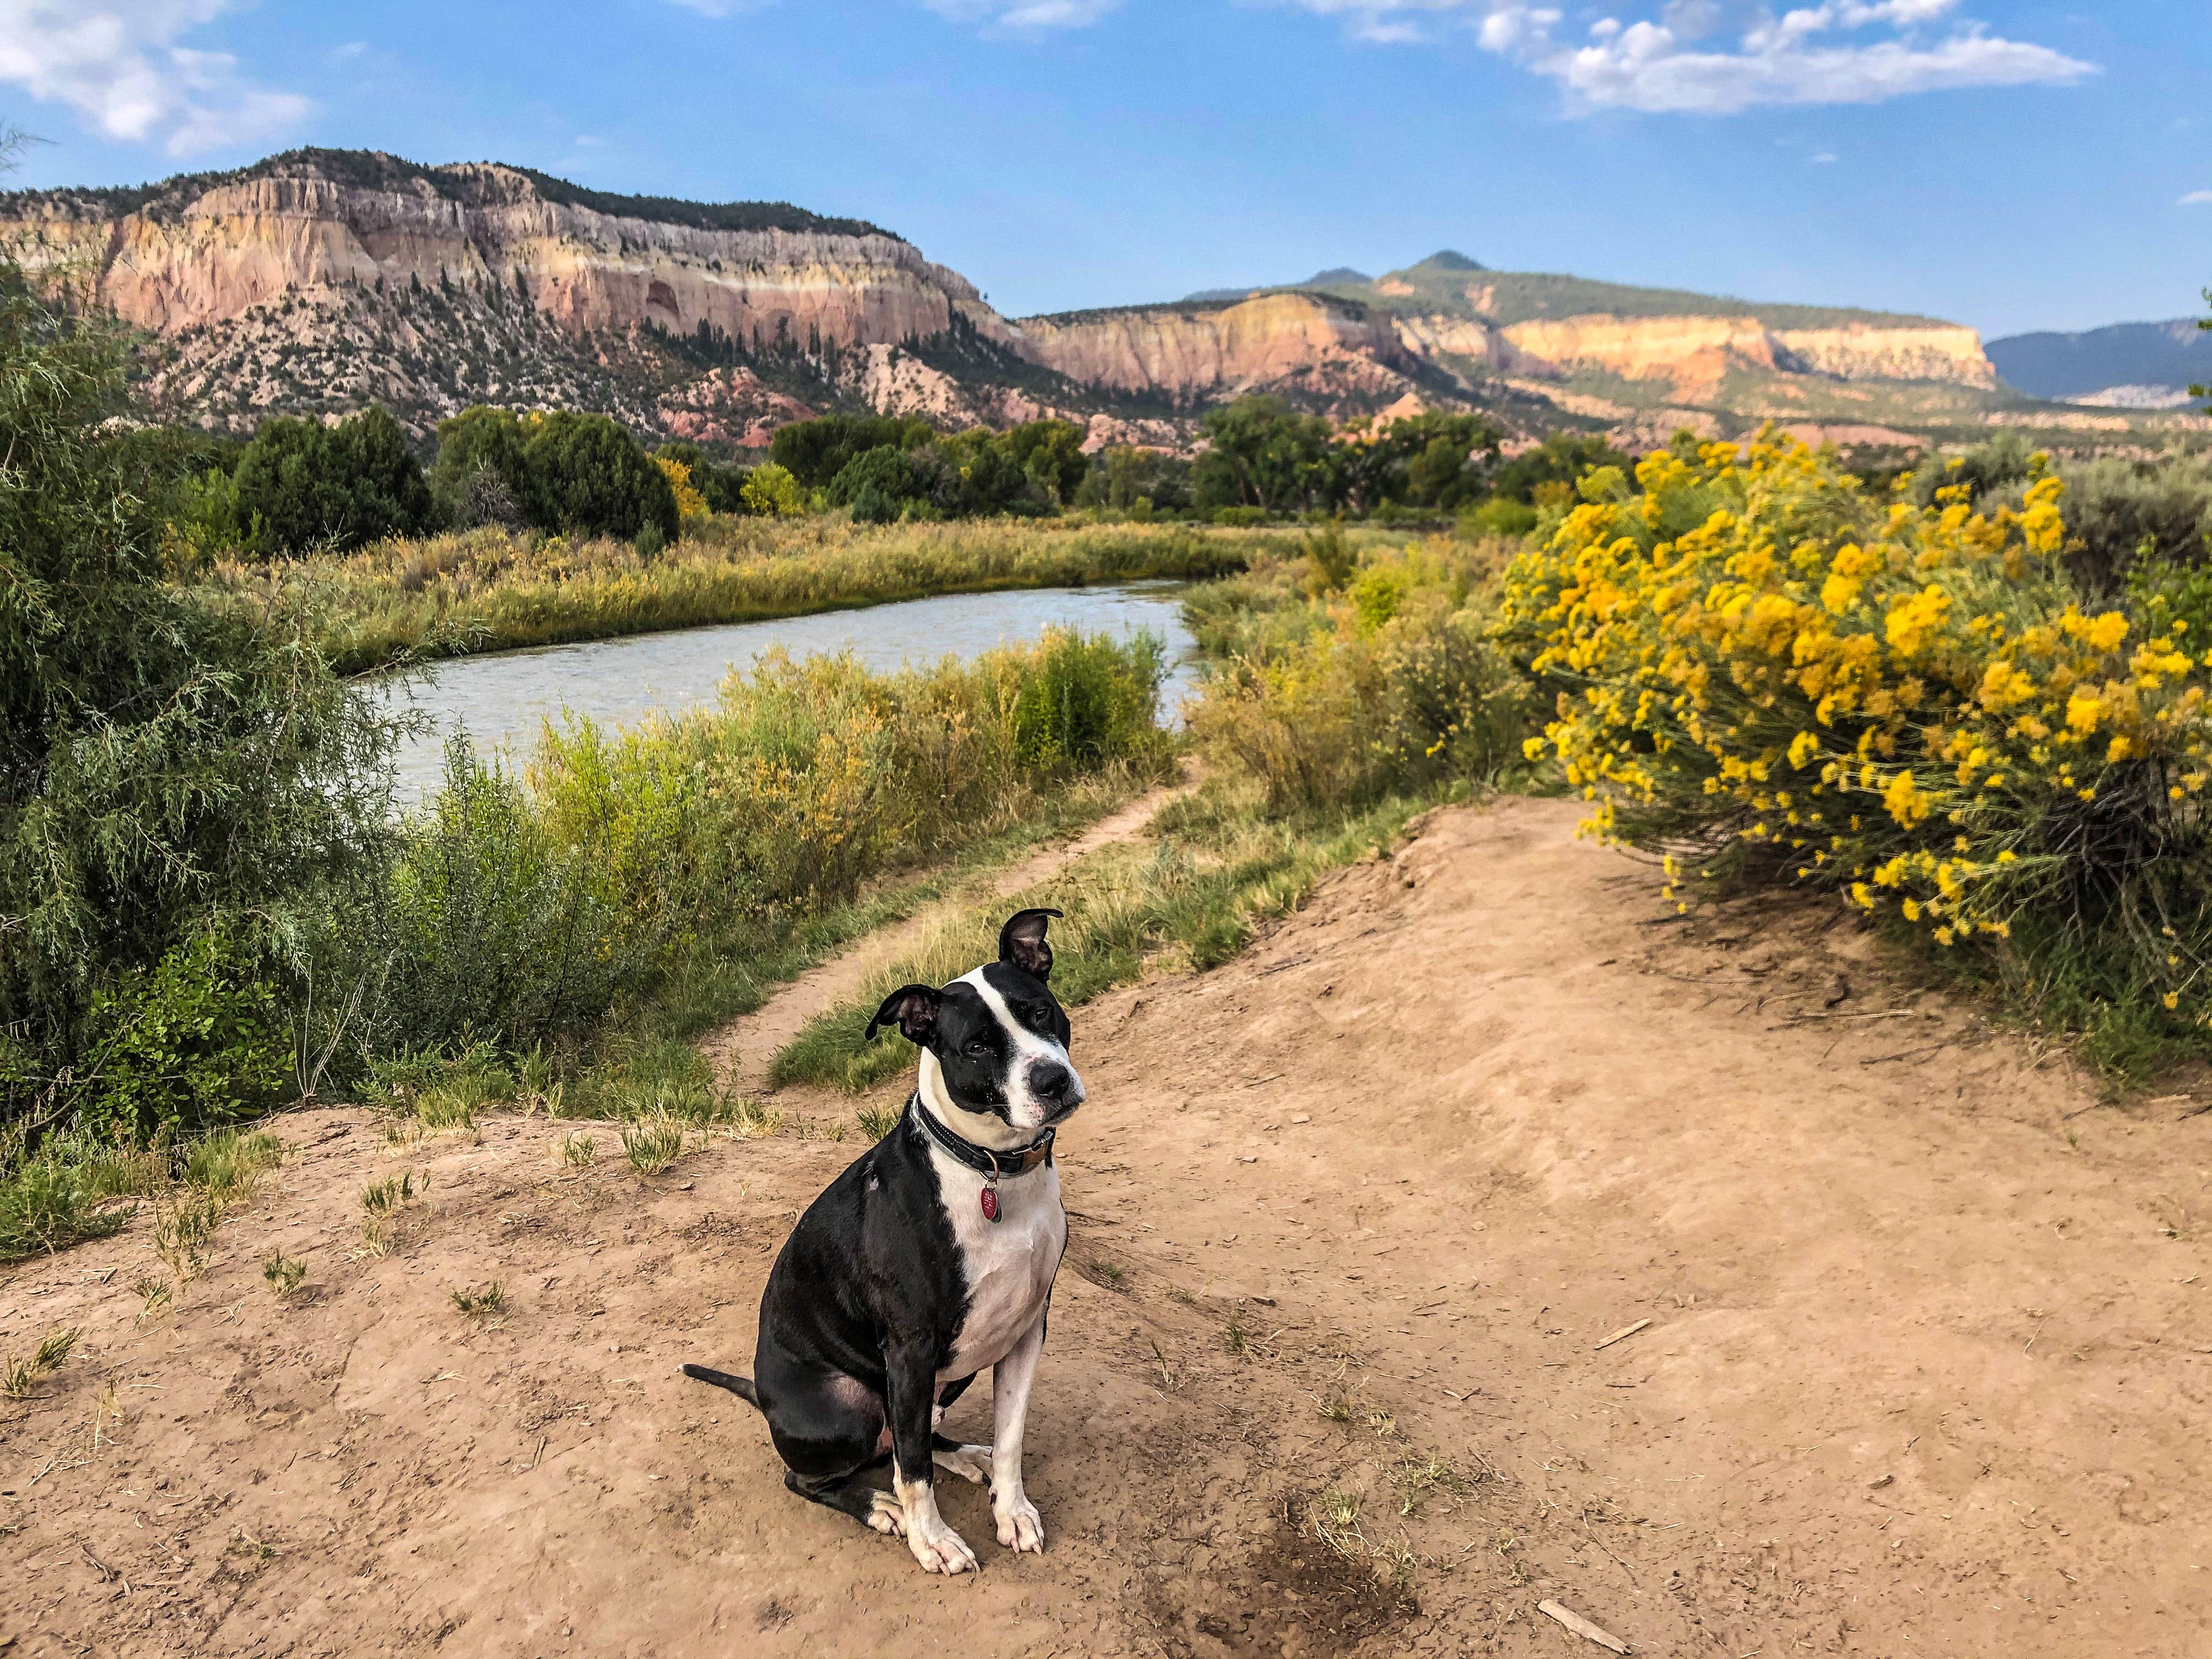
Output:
top-left (383, 583), bottom-right (1203, 800)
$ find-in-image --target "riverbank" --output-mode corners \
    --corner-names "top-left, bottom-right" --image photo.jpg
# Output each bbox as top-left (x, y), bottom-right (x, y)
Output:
top-left (193, 516), bottom-right (1280, 676)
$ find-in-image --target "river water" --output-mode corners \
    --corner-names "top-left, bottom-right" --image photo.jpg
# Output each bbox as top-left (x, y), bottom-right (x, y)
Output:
top-left (383, 583), bottom-right (1203, 801)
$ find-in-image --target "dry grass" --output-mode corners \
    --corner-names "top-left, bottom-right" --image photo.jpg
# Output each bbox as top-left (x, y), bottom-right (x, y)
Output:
top-left (132, 1275), bottom-right (172, 1324)
top-left (198, 516), bottom-right (1266, 674)
top-left (262, 1251), bottom-right (308, 1299)
top-left (2, 1328), bottom-right (78, 1400)
top-left (359, 1172), bottom-right (423, 1257)
top-left (151, 1189), bottom-right (222, 1283)
top-left (450, 1282), bottom-right (508, 1318)
top-left (557, 1132), bottom-right (596, 1169)
top-left (620, 1114), bottom-right (686, 1176)
top-left (856, 1102), bottom-right (902, 1141)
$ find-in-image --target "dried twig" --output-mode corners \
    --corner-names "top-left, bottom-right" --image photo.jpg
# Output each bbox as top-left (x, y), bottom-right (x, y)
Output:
top-left (1538, 1599), bottom-right (1632, 1654)
top-left (1593, 1318), bottom-right (1651, 1352)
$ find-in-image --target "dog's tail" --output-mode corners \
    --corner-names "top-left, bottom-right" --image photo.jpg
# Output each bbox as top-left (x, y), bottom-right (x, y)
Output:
top-left (681, 1363), bottom-right (761, 1409)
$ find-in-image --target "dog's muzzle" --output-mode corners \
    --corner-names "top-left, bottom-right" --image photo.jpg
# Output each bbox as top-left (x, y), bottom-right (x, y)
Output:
top-left (1027, 1059), bottom-right (1085, 1119)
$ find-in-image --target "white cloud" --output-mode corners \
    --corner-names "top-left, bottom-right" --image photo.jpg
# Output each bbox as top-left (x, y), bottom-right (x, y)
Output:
top-left (1810, 149), bottom-right (1838, 162)
top-left (1282, 1), bottom-right (2095, 111)
top-left (1469, 0), bottom-right (2088, 114)
top-left (2181, 190), bottom-right (2212, 206)
top-left (0, 1), bottom-right (308, 156)
top-left (922, 0), bottom-right (1121, 29)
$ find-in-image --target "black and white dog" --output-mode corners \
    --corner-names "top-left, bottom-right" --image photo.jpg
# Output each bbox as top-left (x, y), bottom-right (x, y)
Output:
top-left (682, 909), bottom-right (1084, 1575)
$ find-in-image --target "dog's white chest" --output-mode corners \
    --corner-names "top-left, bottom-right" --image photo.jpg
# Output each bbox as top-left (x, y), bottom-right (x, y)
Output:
top-left (933, 1154), bottom-right (1065, 1380)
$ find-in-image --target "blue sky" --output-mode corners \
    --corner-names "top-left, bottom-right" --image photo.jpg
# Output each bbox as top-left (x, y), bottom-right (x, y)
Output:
top-left (0, 1), bottom-right (2201, 338)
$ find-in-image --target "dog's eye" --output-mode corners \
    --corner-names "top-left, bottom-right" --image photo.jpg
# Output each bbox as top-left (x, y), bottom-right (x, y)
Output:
top-left (1028, 1007), bottom-right (1051, 1028)
top-left (966, 1040), bottom-right (991, 1058)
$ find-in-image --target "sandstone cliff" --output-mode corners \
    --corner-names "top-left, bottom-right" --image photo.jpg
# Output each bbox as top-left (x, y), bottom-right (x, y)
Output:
top-left (0, 151), bottom-right (2046, 449)
top-left (1014, 292), bottom-right (1425, 407)
top-left (4, 156), bottom-right (1011, 358)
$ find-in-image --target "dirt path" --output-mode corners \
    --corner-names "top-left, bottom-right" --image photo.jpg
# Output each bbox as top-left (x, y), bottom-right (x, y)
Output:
top-left (7, 795), bottom-right (2212, 1657)
top-left (700, 770), bottom-right (1196, 1097)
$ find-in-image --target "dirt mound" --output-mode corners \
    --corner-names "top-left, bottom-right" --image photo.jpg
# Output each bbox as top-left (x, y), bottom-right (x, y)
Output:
top-left (5, 797), bottom-right (2209, 1656)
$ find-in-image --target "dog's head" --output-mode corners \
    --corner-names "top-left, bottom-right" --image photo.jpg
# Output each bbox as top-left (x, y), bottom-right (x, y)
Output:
top-left (866, 909), bottom-right (1086, 1138)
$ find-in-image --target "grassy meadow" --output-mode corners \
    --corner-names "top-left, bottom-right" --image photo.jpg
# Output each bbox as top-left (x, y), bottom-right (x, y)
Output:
top-left (194, 515), bottom-right (1279, 675)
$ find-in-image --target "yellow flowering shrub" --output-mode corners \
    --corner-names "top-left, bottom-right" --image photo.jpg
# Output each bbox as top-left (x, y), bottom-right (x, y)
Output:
top-left (1500, 430), bottom-right (2212, 1041)
top-left (653, 455), bottom-right (710, 520)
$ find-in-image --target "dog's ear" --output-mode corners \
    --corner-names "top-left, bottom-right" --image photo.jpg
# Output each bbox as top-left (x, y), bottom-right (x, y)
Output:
top-left (997, 908), bottom-right (1064, 982)
top-left (866, 984), bottom-right (941, 1045)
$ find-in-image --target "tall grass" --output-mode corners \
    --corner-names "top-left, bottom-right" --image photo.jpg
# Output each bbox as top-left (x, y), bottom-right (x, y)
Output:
top-left (195, 517), bottom-right (1276, 675)
top-left (328, 627), bottom-right (1176, 1089)
top-left (1183, 533), bottom-right (1538, 812)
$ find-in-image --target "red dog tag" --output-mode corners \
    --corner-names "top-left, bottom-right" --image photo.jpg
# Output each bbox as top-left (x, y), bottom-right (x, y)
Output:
top-left (980, 1186), bottom-right (1000, 1222)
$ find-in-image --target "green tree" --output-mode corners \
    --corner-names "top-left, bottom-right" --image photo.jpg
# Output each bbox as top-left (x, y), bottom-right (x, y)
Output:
top-left (827, 446), bottom-right (924, 523)
top-left (770, 415), bottom-right (934, 490)
top-left (520, 411), bottom-right (680, 543)
top-left (1492, 433), bottom-right (1634, 506)
top-left (431, 405), bottom-right (531, 523)
top-left (1192, 397), bottom-right (1333, 515)
top-left (0, 257), bottom-right (396, 1146)
top-left (232, 406), bottom-right (437, 555)
top-left (1073, 445), bottom-right (1192, 513)
top-left (1328, 412), bottom-right (1501, 515)
top-left (997, 419), bottom-right (1090, 505)
top-left (234, 409), bottom-right (440, 560)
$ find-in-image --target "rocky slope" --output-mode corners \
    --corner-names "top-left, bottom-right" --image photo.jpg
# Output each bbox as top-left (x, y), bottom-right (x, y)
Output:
top-left (2, 151), bottom-right (2176, 450)
top-left (1986, 317), bottom-right (2211, 409)
top-left (0, 149), bottom-right (1080, 443)
top-left (1012, 253), bottom-right (2019, 444)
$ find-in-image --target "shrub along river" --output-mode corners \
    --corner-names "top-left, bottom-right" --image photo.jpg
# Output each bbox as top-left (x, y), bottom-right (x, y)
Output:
top-left (383, 582), bottom-right (1203, 801)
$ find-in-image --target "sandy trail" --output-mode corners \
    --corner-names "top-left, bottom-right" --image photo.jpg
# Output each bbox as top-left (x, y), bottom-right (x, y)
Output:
top-left (700, 771), bottom-right (1196, 1097)
top-left (5, 795), bottom-right (2211, 1657)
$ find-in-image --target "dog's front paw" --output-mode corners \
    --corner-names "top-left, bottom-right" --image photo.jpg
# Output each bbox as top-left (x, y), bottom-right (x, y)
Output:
top-left (993, 1489), bottom-right (1045, 1554)
top-left (933, 1442), bottom-right (993, 1486)
top-left (908, 1520), bottom-right (978, 1576)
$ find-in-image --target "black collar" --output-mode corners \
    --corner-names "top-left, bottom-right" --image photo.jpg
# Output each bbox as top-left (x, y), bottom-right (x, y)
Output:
top-left (907, 1093), bottom-right (1055, 1178)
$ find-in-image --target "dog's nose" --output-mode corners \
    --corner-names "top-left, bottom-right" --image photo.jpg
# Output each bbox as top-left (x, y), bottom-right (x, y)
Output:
top-left (1028, 1060), bottom-right (1075, 1103)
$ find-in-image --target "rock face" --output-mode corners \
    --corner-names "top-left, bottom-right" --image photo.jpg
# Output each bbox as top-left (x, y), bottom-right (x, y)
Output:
top-left (1774, 324), bottom-right (1996, 387)
top-left (1011, 286), bottom-right (1999, 421)
top-left (0, 150), bottom-right (2036, 447)
top-left (3, 157), bottom-right (1009, 356)
top-left (1399, 312), bottom-right (1997, 393)
top-left (1014, 292), bottom-right (1424, 405)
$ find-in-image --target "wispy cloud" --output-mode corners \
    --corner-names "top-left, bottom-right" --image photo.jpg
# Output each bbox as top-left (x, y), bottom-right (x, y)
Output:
top-left (1810, 150), bottom-right (1839, 162)
top-left (2181, 190), bottom-right (2212, 206)
top-left (0, 0), bottom-right (309, 156)
top-left (1280, 1), bottom-right (2095, 112)
top-left (922, 0), bottom-right (1122, 30)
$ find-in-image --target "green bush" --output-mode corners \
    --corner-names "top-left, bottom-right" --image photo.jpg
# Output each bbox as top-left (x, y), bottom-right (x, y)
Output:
top-left (2047, 453), bottom-right (2212, 592)
top-left (1186, 539), bottom-right (1533, 812)
top-left (427, 407), bottom-right (679, 543)
top-left (1214, 506), bottom-right (1268, 527)
top-left (1, 256), bottom-right (396, 1153)
top-left (828, 445), bottom-right (924, 523)
top-left (1491, 433), bottom-right (1633, 506)
top-left (770, 414), bottom-right (935, 490)
top-left (1459, 497), bottom-right (1539, 539)
top-left (75, 931), bottom-right (291, 1144)
top-left (231, 406), bottom-right (436, 555)
top-left (346, 630), bottom-right (1172, 1064)
top-left (521, 411), bottom-right (680, 543)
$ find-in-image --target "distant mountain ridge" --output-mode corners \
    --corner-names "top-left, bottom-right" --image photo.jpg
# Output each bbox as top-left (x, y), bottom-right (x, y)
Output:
top-left (1985, 318), bottom-right (2211, 407)
top-left (0, 150), bottom-right (2185, 452)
